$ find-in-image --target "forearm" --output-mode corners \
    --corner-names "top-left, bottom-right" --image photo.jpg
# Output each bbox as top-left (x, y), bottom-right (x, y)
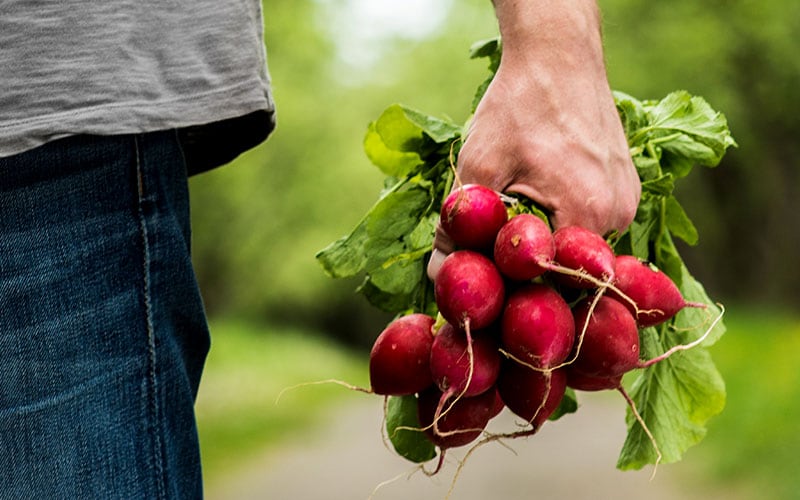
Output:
top-left (429, 0), bottom-right (640, 278)
top-left (492, 0), bottom-right (605, 72)
top-left (454, 0), bottom-right (638, 235)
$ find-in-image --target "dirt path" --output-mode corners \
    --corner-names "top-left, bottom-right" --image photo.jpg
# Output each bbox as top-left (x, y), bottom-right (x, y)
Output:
top-left (206, 392), bottom-right (730, 500)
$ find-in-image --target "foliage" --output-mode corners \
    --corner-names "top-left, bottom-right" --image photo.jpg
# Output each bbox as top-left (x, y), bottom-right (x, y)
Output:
top-left (188, 0), bottom-right (796, 338)
top-left (599, 0), bottom-right (800, 307)
top-left (384, 394), bottom-right (437, 463)
top-left (185, 0), bottom-right (797, 491)
top-left (316, 104), bottom-right (460, 316)
top-left (316, 34), bottom-right (735, 469)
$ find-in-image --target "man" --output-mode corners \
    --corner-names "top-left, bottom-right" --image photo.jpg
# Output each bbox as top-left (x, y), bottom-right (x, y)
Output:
top-left (0, 0), bottom-right (638, 497)
top-left (0, 2), bottom-right (274, 498)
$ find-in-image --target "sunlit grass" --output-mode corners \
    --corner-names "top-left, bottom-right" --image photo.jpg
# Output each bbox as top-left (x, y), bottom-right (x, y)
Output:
top-left (681, 305), bottom-right (800, 500)
top-left (195, 318), bottom-right (369, 488)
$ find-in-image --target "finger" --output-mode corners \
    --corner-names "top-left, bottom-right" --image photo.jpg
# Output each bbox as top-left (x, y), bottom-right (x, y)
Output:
top-left (426, 248), bottom-right (447, 282)
top-left (427, 223), bottom-right (455, 281)
top-left (550, 207), bottom-right (593, 232)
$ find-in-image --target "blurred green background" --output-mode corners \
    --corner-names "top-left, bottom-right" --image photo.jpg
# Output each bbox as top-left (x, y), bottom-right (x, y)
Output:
top-left (191, 0), bottom-right (799, 498)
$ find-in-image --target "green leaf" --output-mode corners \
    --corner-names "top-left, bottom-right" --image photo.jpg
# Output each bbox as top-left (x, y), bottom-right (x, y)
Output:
top-left (315, 177), bottom-right (412, 279)
top-left (364, 184), bottom-right (431, 269)
top-left (655, 230), bottom-right (685, 284)
top-left (406, 211), bottom-right (438, 251)
top-left (618, 328), bottom-right (726, 470)
top-left (315, 220), bottom-right (368, 279)
top-left (358, 278), bottom-right (418, 314)
top-left (347, 184), bottom-right (436, 313)
top-left (363, 104), bottom-right (461, 177)
top-left (632, 154), bottom-right (662, 181)
top-left (385, 395), bottom-right (437, 463)
top-left (675, 265), bottom-right (727, 347)
top-left (660, 134), bottom-right (721, 171)
top-left (627, 194), bottom-right (660, 260)
top-left (368, 211), bottom-right (437, 297)
top-left (358, 279), bottom-right (402, 312)
top-left (614, 91), bottom-right (649, 146)
top-left (617, 261), bottom-right (726, 470)
top-left (641, 174), bottom-right (675, 197)
top-left (549, 388), bottom-right (578, 421)
top-left (471, 76), bottom-right (493, 113)
top-left (400, 106), bottom-right (462, 144)
top-left (642, 91), bottom-right (737, 167)
top-left (468, 36), bottom-right (501, 73)
top-left (468, 37), bottom-right (501, 111)
top-left (664, 195), bottom-right (699, 246)
top-left (660, 151), bottom-right (695, 179)
top-left (369, 256), bottom-right (424, 296)
top-left (506, 192), bottom-right (552, 225)
top-left (364, 118), bottom-right (422, 177)
top-left (364, 191), bottom-right (425, 249)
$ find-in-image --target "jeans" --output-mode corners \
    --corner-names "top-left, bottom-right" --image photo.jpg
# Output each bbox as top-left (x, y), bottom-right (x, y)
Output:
top-left (0, 131), bottom-right (210, 499)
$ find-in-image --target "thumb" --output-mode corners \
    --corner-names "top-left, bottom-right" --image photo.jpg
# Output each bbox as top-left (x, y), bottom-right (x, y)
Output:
top-left (426, 223), bottom-right (455, 281)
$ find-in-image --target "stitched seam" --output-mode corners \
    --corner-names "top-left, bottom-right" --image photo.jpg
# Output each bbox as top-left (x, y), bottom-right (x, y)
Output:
top-left (135, 135), bottom-right (167, 500)
top-left (171, 129), bottom-right (193, 254)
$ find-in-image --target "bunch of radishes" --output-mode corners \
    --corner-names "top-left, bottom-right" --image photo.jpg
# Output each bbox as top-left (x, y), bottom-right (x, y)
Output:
top-left (368, 184), bottom-right (712, 463)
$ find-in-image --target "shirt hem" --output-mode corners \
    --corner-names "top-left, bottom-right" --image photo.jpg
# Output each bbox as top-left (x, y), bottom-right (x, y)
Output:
top-left (0, 78), bottom-right (275, 159)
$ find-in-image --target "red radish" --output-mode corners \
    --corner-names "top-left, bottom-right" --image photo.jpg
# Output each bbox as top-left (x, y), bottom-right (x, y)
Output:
top-left (493, 214), bottom-right (555, 281)
top-left (440, 184), bottom-right (508, 251)
top-left (612, 255), bottom-right (706, 327)
top-left (369, 314), bottom-right (435, 396)
top-left (496, 362), bottom-right (567, 428)
top-left (434, 250), bottom-right (505, 330)
top-left (501, 284), bottom-right (575, 370)
top-left (417, 386), bottom-right (497, 449)
top-left (565, 366), bottom-right (623, 392)
top-left (488, 386), bottom-right (505, 419)
top-left (430, 322), bottom-right (501, 398)
top-left (549, 225), bottom-right (616, 288)
top-left (570, 295), bottom-right (640, 378)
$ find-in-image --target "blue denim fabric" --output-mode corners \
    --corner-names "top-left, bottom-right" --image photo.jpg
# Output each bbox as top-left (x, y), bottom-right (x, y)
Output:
top-left (0, 131), bottom-right (210, 499)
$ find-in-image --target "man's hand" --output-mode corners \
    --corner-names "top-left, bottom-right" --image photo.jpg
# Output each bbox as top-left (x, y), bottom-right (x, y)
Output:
top-left (428, 0), bottom-right (640, 280)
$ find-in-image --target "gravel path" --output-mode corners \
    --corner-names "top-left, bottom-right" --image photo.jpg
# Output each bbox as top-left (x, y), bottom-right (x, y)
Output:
top-left (206, 392), bottom-right (732, 500)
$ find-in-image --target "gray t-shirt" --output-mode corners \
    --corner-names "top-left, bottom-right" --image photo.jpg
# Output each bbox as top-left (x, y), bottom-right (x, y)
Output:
top-left (0, 0), bottom-right (275, 164)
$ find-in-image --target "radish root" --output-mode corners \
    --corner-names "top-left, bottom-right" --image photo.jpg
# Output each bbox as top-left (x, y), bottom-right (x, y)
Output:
top-left (432, 318), bottom-right (476, 438)
top-left (617, 384), bottom-right (662, 480)
top-left (638, 303), bottom-right (725, 369)
top-left (274, 378), bottom-right (371, 405)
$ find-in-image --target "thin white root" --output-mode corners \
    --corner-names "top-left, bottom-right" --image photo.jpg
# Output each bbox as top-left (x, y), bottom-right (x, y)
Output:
top-left (617, 385), bottom-right (662, 480)
top-left (274, 378), bottom-right (371, 405)
top-left (639, 303), bottom-right (726, 369)
top-left (447, 138), bottom-right (461, 179)
top-left (379, 396), bottom-right (394, 454)
top-left (367, 464), bottom-right (425, 500)
top-left (433, 319), bottom-right (476, 436)
top-left (498, 286), bottom-right (603, 373)
top-left (668, 302), bottom-right (715, 333)
top-left (558, 287), bottom-right (606, 368)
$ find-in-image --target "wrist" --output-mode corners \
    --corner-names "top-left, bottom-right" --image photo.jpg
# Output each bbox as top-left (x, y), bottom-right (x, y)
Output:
top-left (493, 0), bottom-right (605, 71)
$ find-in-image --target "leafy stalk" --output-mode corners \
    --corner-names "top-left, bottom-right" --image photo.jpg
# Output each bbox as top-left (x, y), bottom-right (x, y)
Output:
top-left (316, 36), bottom-right (736, 470)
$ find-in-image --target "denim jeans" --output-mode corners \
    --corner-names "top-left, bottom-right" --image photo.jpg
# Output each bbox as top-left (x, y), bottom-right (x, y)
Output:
top-left (0, 131), bottom-right (210, 499)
